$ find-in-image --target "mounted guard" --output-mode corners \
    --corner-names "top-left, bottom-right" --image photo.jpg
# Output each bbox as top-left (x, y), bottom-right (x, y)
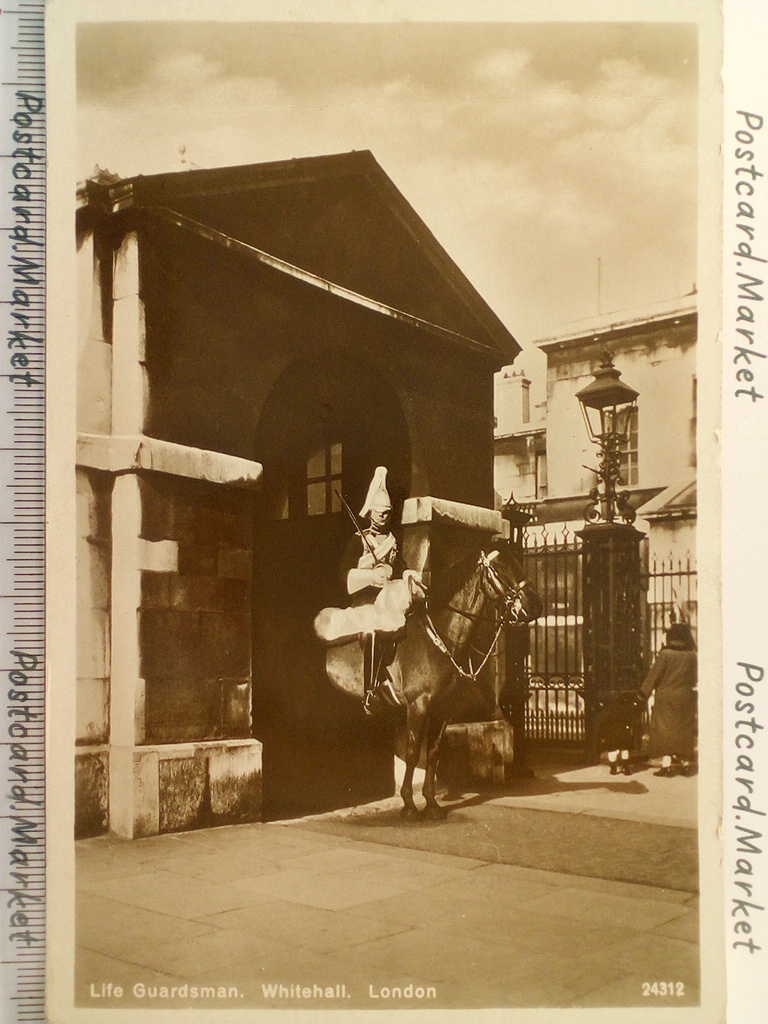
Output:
top-left (314, 467), bottom-right (425, 713)
top-left (314, 473), bottom-right (544, 817)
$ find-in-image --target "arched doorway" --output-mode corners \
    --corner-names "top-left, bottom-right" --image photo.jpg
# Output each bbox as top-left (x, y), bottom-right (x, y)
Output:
top-left (252, 349), bottom-right (411, 819)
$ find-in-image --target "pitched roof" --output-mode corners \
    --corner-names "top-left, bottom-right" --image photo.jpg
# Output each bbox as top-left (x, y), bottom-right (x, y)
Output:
top-left (637, 474), bottom-right (697, 520)
top-left (79, 150), bottom-right (519, 363)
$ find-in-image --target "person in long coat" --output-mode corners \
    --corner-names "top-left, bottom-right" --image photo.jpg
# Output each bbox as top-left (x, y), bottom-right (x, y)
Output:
top-left (641, 622), bottom-right (698, 776)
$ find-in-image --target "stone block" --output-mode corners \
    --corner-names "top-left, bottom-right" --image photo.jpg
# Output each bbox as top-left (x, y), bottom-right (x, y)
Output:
top-left (439, 720), bottom-right (514, 790)
top-left (76, 676), bottom-right (109, 744)
top-left (168, 574), bottom-right (224, 612)
top-left (158, 755), bottom-right (206, 833)
top-left (76, 468), bottom-right (112, 541)
top-left (75, 750), bottom-right (109, 838)
top-left (141, 571), bottom-right (170, 609)
top-left (144, 675), bottom-right (223, 744)
top-left (136, 439), bottom-right (262, 491)
top-left (77, 587), bottom-right (110, 679)
top-left (402, 496), bottom-right (505, 534)
top-left (138, 538), bottom-right (179, 573)
top-left (189, 504), bottom-right (225, 544)
top-left (222, 679), bottom-right (252, 736)
top-left (139, 475), bottom-right (176, 540)
top-left (112, 232), bottom-right (139, 299)
top-left (199, 613), bottom-right (251, 678)
top-left (215, 510), bottom-right (252, 547)
top-left (220, 577), bottom-right (250, 609)
top-left (77, 337), bottom-right (113, 435)
top-left (208, 742), bottom-right (262, 820)
top-left (139, 609), bottom-right (201, 679)
top-left (178, 543), bottom-right (218, 575)
top-left (217, 547), bottom-right (252, 581)
top-left (133, 748), bottom-right (160, 838)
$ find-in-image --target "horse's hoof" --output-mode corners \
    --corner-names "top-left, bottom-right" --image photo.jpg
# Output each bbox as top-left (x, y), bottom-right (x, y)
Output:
top-left (422, 804), bottom-right (448, 820)
top-left (400, 806), bottom-right (420, 820)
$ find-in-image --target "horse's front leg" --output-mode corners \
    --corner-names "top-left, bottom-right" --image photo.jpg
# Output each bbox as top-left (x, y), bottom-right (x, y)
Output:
top-left (400, 700), bottom-right (426, 819)
top-left (422, 715), bottom-right (447, 819)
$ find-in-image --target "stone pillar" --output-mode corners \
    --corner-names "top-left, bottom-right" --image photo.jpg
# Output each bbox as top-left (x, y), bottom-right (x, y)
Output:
top-left (107, 231), bottom-right (155, 838)
top-left (402, 497), bottom-right (513, 786)
top-left (111, 231), bottom-right (147, 436)
top-left (109, 473), bottom-right (158, 838)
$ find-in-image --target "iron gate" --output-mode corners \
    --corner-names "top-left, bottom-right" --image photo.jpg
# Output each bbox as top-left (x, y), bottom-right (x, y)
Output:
top-left (522, 526), bottom-right (697, 745)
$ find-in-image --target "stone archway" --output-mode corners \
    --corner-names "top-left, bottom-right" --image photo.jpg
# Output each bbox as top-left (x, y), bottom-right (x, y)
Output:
top-left (252, 349), bottom-right (411, 819)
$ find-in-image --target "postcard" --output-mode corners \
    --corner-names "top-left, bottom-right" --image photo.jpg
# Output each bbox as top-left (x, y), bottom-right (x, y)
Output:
top-left (45, 1), bottom-right (726, 1020)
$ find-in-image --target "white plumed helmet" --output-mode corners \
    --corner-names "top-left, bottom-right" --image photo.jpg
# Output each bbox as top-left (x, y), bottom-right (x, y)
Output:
top-left (359, 466), bottom-right (392, 517)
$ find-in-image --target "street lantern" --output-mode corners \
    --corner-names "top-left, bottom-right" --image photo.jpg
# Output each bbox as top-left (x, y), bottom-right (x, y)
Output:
top-left (576, 346), bottom-right (644, 763)
top-left (576, 347), bottom-right (639, 525)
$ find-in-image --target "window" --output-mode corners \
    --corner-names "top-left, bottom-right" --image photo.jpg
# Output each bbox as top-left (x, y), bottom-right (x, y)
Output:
top-left (521, 381), bottom-right (531, 425)
top-left (306, 443), bottom-right (343, 516)
top-left (619, 407), bottom-right (638, 486)
top-left (535, 447), bottom-right (548, 499)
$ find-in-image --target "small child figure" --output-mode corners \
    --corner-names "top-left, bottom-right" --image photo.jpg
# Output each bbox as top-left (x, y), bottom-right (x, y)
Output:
top-left (598, 690), bottom-right (646, 777)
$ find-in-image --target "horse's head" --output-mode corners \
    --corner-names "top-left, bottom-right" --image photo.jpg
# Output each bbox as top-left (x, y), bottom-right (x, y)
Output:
top-left (478, 548), bottom-right (543, 624)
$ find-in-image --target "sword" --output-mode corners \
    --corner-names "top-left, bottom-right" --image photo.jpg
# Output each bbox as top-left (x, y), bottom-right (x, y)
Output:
top-left (335, 488), bottom-right (381, 564)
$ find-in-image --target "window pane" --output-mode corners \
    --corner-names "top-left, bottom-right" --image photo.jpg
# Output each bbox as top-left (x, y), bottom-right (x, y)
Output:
top-left (307, 481), bottom-right (327, 516)
top-left (329, 442), bottom-right (342, 476)
top-left (307, 448), bottom-right (326, 480)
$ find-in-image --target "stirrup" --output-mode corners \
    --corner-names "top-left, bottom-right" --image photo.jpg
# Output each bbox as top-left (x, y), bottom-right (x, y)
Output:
top-left (362, 690), bottom-right (375, 716)
top-left (379, 679), bottom-right (403, 708)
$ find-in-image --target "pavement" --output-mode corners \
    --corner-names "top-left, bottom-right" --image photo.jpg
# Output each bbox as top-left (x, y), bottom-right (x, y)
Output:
top-left (75, 755), bottom-right (701, 1012)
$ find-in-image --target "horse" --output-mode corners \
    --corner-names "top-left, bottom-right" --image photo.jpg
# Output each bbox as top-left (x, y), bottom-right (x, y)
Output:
top-left (321, 547), bottom-right (543, 818)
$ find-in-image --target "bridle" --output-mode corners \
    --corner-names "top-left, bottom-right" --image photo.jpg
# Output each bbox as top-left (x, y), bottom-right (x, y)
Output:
top-left (423, 550), bottom-right (529, 683)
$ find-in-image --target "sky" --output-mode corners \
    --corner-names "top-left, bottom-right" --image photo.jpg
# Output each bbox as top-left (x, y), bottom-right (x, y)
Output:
top-left (77, 19), bottom-right (698, 384)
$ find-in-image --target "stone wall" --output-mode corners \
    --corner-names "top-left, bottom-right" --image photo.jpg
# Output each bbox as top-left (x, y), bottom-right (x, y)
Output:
top-left (138, 473), bottom-right (254, 745)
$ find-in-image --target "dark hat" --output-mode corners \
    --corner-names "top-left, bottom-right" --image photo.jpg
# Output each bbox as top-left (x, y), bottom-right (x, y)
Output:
top-left (665, 622), bottom-right (696, 650)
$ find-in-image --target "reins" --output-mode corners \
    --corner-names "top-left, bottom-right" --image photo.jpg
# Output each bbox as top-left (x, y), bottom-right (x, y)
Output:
top-left (422, 555), bottom-right (528, 682)
top-left (423, 607), bottom-right (508, 681)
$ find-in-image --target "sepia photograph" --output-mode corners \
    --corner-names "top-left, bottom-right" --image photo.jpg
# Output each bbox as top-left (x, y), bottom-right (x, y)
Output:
top-left (46, 1), bottom-right (724, 1020)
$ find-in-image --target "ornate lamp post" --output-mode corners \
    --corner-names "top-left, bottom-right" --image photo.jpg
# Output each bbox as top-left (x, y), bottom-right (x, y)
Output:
top-left (576, 349), bottom-right (645, 763)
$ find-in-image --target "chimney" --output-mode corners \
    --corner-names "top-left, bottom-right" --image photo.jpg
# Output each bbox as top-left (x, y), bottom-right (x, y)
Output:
top-left (495, 368), bottom-right (531, 435)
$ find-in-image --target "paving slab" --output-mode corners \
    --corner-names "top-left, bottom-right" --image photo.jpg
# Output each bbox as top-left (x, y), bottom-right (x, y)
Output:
top-left (76, 891), bottom-right (218, 959)
top-left (80, 867), bottom-right (271, 919)
top-left (201, 897), bottom-right (413, 954)
top-left (74, 757), bottom-right (702, 1012)
top-left (518, 886), bottom-right (690, 931)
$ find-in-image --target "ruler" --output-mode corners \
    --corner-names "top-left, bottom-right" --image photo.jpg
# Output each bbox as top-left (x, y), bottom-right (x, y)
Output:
top-left (0, 1), bottom-right (45, 1022)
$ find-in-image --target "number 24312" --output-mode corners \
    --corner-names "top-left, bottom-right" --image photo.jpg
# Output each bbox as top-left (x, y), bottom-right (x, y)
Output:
top-left (643, 981), bottom-right (685, 997)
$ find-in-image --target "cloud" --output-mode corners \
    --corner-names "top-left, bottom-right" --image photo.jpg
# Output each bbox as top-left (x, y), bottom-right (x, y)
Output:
top-left (149, 52), bottom-right (223, 89)
top-left (470, 47), bottom-right (532, 84)
top-left (76, 20), bottom-right (698, 340)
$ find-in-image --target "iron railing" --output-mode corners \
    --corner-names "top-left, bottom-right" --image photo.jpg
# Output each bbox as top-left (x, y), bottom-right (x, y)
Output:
top-left (641, 549), bottom-right (698, 658)
top-left (523, 525), bottom-right (584, 745)
top-left (522, 525), bottom-right (696, 745)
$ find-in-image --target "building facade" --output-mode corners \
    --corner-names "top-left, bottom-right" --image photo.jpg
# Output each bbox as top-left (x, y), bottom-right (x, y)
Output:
top-left (494, 299), bottom-right (698, 742)
top-left (75, 152), bottom-right (519, 839)
top-left (495, 297), bottom-right (697, 566)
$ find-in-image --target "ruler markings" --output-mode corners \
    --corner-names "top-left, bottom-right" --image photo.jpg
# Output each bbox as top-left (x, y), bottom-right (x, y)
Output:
top-left (1, 4), bottom-right (46, 1020)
